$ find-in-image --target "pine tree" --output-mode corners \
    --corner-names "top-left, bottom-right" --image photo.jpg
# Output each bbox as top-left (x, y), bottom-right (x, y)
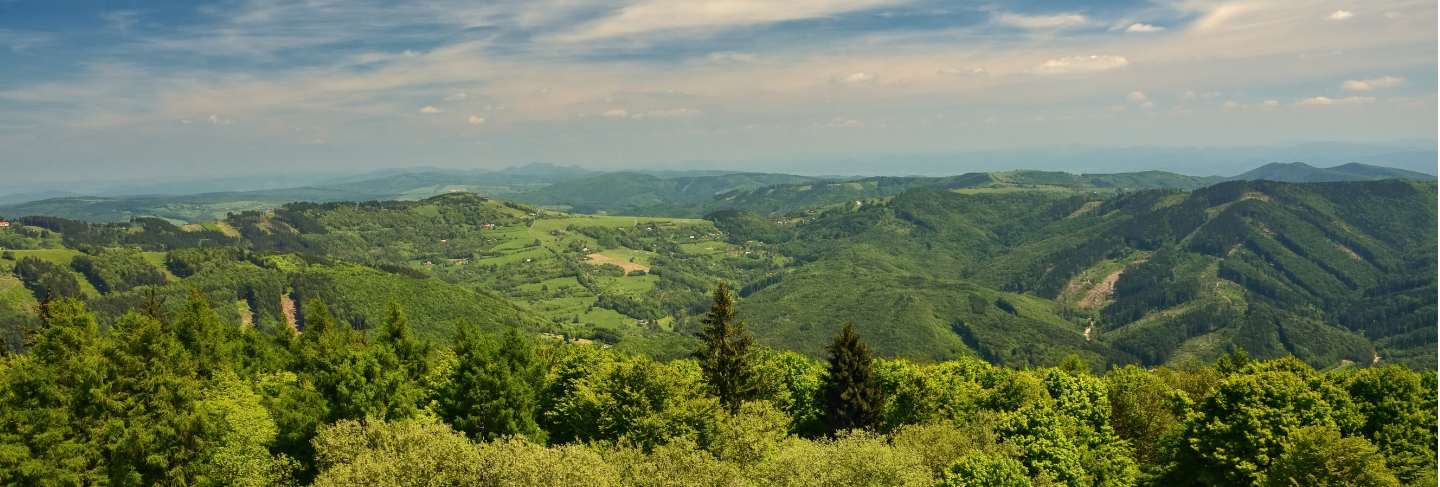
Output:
top-left (696, 283), bottom-right (759, 413)
top-left (438, 327), bottom-right (544, 441)
top-left (821, 322), bottom-right (883, 434)
top-left (378, 302), bottom-right (428, 380)
top-left (174, 289), bottom-right (237, 378)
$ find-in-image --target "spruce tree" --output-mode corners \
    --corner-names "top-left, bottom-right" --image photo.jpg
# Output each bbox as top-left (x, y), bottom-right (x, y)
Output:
top-left (695, 283), bottom-right (759, 413)
top-left (438, 327), bottom-right (544, 441)
top-left (378, 302), bottom-right (428, 380)
top-left (821, 322), bottom-right (883, 434)
top-left (173, 289), bottom-right (236, 378)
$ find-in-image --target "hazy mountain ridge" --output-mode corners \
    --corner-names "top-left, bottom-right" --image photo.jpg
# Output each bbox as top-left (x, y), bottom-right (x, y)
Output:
top-left (0, 161), bottom-right (1429, 224)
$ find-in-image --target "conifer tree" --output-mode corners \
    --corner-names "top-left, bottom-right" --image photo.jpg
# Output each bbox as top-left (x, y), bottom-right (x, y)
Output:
top-left (174, 289), bottom-right (237, 378)
top-left (696, 283), bottom-right (759, 413)
top-left (821, 322), bottom-right (883, 434)
top-left (378, 302), bottom-right (428, 380)
top-left (438, 327), bottom-right (544, 441)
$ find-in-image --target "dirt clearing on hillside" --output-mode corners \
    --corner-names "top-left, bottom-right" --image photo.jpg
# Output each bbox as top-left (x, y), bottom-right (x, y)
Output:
top-left (586, 253), bottom-right (650, 273)
top-left (1078, 269), bottom-right (1125, 310)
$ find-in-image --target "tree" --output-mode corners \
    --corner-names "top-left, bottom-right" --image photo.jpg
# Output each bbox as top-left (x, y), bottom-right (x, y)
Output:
top-left (1105, 365), bottom-right (1186, 472)
top-left (173, 289), bottom-right (239, 379)
top-left (377, 302), bottom-right (428, 379)
top-left (1342, 366), bottom-right (1437, 485)
top-left (96, 312), bottom-right (225, 485)
top-left (0, 299), bottom-right (108, 484)
top-left (1262, 425), bottom-right (1399, 487)
top-left (820, 323), bottom-right (883, 434)
top-left (1169, 358), bottom-right (1363, 486)
top-left (940, 451), bottom-right (1032, 487)
top-left (695, 283), bottom-right (759, 413)
top-left (437, 327), bottom-right (544, 441)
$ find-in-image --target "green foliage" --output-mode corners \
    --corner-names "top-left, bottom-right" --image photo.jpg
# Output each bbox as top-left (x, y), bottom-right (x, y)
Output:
top-left (822, 323), bottom-right (885, 433)
top-left (695, 283), bottom-right (760, 413)
top-left (1169, 357), bottom-right (1364, 485)
top-left (311, 418), bottom-right (485, 486)
top-left (70, 247), bottom-right (167, 294)
top-left (939, 451), bottom-right (1032, 487)
top-left (1262, 425), bottom-right (1399, 487)
top-left (13, 256), bottom-right (83, 301)
top-left (543, 353), bottom-right (719, 450)
top-left (438, 327), bottom-right (544, 442)
top-left (1104, 365), bottom-right (1186, 472)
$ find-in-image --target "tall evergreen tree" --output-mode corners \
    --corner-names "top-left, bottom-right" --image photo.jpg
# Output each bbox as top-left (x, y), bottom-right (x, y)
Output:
top-left (174, 289), bottom-right (238, 379)
top-left (695, 283), bottom-right (759, 413)
top-left (820, 322), bottom-right (883, 434)
top-left (438, 327), bottom-right (544, 442)
top-left (377, 302), bottom-right (429, 381)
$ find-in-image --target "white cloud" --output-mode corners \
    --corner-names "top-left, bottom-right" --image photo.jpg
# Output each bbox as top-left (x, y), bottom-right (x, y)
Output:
top-left (1261, 100), bottom-right (1281, 109)
top-left (1295, 96), bottom-right (1375, 106)
top-left (1222, 100), bottom-right (1243, 110)
top-left (1125, 23), bottom-right (1165, 32)
top-left (1342, 76), bottom-right (1404, 92)
top-left (419, 105), bottom-right (442, 113)
top-left (559, 0), bottom-right (900, 41)
top-left (445, 92), bottom-right (469, 101)
top-left (467, 115), bottom-right (486, 125)
top-left (1127, 91), bottom-right (1149, 104)
top-left (1328, 10), bottom-right (1354, 21)
top-left (994, 12), bottom-right (1088, 29)
top-left (1031, 55), bottom-right (1130, 74)
top-left (601, 108), bottom-right (629, 118)
top-left (1191, 4), bottom-right (1251, 32)
top-left (631, 108), bottom-right (703, 119)
top-left (840, 71), bottom-right (876, 84)
top-left (827, 117), bottom-right (864, 128)
top-left (207, 114), bottom-right (232, 125)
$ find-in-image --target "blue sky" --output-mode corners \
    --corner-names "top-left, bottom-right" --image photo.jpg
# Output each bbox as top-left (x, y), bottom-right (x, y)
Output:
top-left (0, 0), bottom-right (1434, 182)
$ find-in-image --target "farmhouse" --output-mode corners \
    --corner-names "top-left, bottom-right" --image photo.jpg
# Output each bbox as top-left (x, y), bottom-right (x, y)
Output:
top-left (0, 219), bottom-right (10, 228)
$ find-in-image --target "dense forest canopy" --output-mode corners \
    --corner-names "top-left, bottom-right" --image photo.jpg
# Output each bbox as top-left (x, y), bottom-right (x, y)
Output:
top-left (0, 294), bottom-right (1433, 486)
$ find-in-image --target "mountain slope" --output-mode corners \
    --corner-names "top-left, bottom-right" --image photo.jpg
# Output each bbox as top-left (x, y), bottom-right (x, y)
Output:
top-left (727, 180), bottom-right (1437, 368)
top-left (511, 172), bottom-right (817, 214)
top-left (1227, 162), bottom-right (1435, 183)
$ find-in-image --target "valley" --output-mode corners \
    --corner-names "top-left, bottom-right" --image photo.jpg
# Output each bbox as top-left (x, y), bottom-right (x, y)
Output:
top-left (2, 168), bottom-right (1433, 370)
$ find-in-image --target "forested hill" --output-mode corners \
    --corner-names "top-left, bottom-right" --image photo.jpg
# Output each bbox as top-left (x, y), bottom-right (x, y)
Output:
top-left (2, 179), bottom-right (1434, 371)
top-left (1226, 162), bottom-right (1436, 183)
top-left (719, 179), bottom-right (1438, 368)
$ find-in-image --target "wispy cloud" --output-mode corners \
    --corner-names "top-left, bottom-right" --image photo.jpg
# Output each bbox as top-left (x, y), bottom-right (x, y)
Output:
top-left (556, 0), bottom-right (901, 42)
top-left (1125, 23), bottom-right (1165, 33)
top-left (1031, 55), bottom-right (1130, 75)
top-left (0, 28), bottom-right (55, 52)
top-left (993, 12), bottom-right (1088, 29)
top-left (1295, 96), bottom-right (1375, 107)
top-left (1343, 76), bottom-right (1404, 92)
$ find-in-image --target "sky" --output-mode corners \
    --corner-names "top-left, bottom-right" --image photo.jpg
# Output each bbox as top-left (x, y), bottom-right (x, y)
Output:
top-left (0, 0), bottom-right (1435, 183)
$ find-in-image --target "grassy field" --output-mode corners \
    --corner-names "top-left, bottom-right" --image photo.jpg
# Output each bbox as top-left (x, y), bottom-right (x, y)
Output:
top-left (0, 249), bottom-right (101, 297)
top-left (430, 212), bottom-right (709, 332)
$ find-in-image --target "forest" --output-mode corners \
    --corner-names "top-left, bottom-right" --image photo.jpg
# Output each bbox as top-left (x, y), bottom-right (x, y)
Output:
top-left (0, 177), bottom-right (1434, 485)
top-left (1, 285), bottom-right (1433, 486)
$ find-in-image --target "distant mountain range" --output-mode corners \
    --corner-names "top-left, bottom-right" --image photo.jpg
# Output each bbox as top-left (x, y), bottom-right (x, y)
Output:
top-left (1225, 162), bottom-right (1435, 183)
top-left (0, 162), bottom-right (1431, 223)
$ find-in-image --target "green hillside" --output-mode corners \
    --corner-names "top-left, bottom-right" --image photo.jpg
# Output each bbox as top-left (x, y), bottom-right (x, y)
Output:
top-left (510, 171), bottom-right (818, 214)
top-left (717, 180), bottom-right (1436, 368)
top-left (3, 179), bottom-right (1434, 369)
top-left (1227, 162), bottom-right (1435, 183)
